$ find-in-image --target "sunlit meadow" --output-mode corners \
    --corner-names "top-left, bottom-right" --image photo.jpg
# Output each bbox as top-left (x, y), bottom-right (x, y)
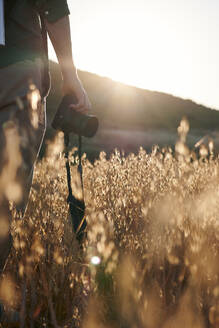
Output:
top-left (1, 116), bottom-right (219, 327)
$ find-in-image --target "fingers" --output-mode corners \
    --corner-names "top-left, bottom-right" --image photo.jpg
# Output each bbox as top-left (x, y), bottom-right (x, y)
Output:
top-left (70, 92), bottom-right (91, 114)
top-left (84, 95), bottom-right (92, 114)
top-left (62, 75), bottom-right (91, 114)
top-left (70, 98), bottom-right (84, 110)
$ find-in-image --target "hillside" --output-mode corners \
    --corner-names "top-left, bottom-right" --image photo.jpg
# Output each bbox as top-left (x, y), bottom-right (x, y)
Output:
top-left (45, 61), bottom-right (219, 158)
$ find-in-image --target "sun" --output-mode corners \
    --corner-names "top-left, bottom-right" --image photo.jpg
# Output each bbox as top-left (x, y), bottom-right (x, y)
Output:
top-left (49, 5), bottom-right (189, 100)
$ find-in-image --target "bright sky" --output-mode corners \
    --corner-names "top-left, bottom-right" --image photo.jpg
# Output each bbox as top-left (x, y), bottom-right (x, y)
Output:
top-left (49, 0), bottom-right (219, 110)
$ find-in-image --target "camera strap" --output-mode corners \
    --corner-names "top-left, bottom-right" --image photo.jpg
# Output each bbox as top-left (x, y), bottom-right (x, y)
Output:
top-left (64, 133), bottom-right (87, 244)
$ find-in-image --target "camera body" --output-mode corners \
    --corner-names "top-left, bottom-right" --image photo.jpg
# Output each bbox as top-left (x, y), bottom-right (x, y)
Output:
top-left (52, 94), bottom-right (98, 137)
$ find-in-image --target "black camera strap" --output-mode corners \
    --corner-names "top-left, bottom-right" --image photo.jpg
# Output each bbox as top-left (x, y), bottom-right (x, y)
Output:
top-left (64, 134), bottom-right (87, 244)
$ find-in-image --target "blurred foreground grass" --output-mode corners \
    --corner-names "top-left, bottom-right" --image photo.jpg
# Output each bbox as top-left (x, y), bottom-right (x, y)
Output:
top-left (1, 119), bottom-right (219, 327)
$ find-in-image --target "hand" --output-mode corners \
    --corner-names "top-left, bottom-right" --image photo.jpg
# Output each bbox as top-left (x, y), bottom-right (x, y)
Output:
top-left (62, 70), bottom-right (91, 114)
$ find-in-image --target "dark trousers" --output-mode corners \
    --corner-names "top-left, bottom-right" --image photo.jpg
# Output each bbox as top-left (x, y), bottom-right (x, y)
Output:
top-left (0, 59), bottom-right (46, 273)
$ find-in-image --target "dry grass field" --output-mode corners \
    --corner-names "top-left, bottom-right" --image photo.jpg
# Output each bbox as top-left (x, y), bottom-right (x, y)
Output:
top-left (1, 118), bottom-right (219, 327)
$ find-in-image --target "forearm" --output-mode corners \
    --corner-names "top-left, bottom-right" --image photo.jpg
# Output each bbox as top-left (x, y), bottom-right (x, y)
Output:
top-left (44, 14), bottom-right (91, 112)
top-left (45, 16), bottom-right (77, 78)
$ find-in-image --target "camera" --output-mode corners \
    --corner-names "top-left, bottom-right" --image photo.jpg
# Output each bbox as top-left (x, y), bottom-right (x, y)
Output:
top-left (52, 94), bottom-right (99, 137)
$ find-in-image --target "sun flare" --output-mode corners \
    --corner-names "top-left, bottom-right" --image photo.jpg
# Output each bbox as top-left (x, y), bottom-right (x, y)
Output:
top-left (49, 0), bottom-right (219, 109)
top-left (49, 9), bottom-right (183, 93)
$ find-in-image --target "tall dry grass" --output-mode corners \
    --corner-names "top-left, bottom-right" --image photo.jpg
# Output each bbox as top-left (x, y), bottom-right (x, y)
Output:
top-left (0, 118), bottom-right (219, 327)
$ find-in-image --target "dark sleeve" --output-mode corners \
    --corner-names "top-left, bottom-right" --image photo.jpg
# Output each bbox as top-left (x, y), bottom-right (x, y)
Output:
top-left (36, 0), bottom-right (70, 23)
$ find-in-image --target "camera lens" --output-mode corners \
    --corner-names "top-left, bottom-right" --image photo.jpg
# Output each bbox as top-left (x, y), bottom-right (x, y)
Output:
top-left (82, 116), bottom-right (99, 138)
